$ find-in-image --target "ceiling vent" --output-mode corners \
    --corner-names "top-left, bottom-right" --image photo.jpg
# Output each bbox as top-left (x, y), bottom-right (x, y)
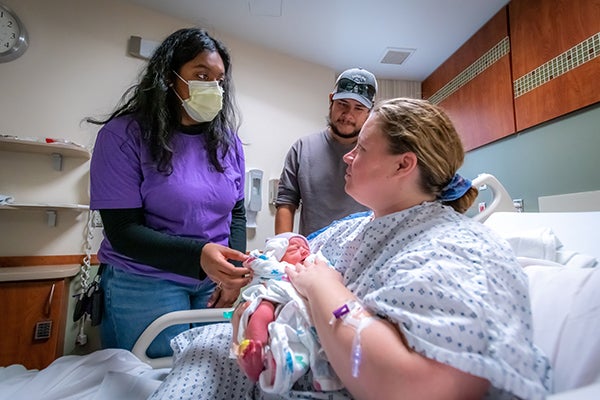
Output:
top-left (248, 0), bottom-right (282, 16)
top-left (380, 47), bottom-right (415, 65)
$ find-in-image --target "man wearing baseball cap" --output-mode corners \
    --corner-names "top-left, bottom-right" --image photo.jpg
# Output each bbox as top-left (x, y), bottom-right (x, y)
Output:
top-left (275, 68), bottom-right (378, 236)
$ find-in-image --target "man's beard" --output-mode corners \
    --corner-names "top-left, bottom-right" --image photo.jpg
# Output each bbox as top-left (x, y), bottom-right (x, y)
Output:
top-left (328, 117), bottom-right (360, 140)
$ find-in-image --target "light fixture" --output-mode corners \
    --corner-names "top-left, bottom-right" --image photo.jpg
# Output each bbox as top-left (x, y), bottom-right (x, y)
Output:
top-left (128, 36), bottom-right (160, 60)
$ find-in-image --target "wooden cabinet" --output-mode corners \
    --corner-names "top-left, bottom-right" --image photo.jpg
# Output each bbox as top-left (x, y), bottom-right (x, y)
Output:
top-left (509, 0), bottom-right (600, 131)
top-left (0, 265), bottom-right (78, 369)
top-left (423, 0), bottom-right (600, 150)
top-left (422, 8), bottom-right (515, 151)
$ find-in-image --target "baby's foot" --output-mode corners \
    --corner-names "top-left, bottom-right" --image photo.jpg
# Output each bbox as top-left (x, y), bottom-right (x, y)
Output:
top-left (238, 339), bottom-right (265, 382)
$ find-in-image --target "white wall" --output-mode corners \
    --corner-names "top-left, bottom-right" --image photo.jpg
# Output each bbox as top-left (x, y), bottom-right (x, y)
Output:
top-left (0, 0), bottom-right (333, 258)
top-left (0, 0), bottom-right (420, 356)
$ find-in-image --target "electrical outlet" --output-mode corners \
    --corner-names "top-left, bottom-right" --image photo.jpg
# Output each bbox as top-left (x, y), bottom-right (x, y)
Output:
top-left (513, 198), bottom-right (524, 212)
top-left (91, 211), bottom-right (103, 228)
top-left (34, 320), bottom-right (52, 340)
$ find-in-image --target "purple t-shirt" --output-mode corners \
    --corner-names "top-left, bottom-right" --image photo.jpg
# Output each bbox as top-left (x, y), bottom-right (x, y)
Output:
top-left (90, 116), bottom-right (245, 284)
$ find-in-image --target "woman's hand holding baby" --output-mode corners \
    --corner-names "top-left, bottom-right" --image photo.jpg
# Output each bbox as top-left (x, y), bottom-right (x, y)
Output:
top-left (285, 257), bottom-right (342, 299)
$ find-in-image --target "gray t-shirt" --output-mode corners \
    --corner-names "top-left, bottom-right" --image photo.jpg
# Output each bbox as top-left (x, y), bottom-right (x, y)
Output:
top-left (276, 129), bottom-right (369, 236)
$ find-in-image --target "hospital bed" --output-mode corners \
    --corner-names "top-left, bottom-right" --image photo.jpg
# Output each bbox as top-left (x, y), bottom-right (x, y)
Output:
top-left (1, 174), bottom-right (599, 399)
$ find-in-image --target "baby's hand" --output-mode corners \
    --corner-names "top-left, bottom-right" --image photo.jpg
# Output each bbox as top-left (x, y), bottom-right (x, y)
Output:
top-left (242, 256), bottom-right (257, 269)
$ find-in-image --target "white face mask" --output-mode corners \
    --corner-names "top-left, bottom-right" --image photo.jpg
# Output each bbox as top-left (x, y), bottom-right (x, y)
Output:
top-left (173, 71), bottom-right (224, 123)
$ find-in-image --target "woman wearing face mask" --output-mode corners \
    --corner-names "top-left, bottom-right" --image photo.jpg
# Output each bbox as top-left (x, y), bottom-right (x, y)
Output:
top-left (87, 28), bottom-right (251, 358)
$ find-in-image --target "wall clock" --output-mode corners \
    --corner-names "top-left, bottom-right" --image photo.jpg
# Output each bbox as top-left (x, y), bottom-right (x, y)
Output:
top-left (0, 3), bottom-right (28, 63)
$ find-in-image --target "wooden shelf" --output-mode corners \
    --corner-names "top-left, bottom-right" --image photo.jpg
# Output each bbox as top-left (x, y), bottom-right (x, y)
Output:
top-left (0, 202), bottom-right (89, 211)
top-left (0, 137), bottom-right (90, 224)
top-left (0, 264), bottom-right (80, 282)
top-left (0, 136), bottom-right (90, 159)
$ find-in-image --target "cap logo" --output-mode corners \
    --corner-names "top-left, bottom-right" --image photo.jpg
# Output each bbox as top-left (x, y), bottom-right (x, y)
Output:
top-left (349, 74), bottom-right (368, 84)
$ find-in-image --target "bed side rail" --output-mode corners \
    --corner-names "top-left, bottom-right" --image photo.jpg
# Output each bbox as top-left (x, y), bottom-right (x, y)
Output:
top-left (131, 307), bottom-right (233, 368)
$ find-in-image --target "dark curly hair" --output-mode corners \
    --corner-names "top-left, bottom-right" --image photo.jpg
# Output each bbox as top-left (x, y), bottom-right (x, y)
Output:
top-left (87, 28), bottom-right (241, 173)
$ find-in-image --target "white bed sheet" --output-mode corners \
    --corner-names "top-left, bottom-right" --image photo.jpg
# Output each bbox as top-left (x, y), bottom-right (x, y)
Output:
top-left (0, 349), bottom-right (169, 400)
top-left (484, 211), bottom-right (600, 399)
top-left (525, 265), bottom-right (600, 393)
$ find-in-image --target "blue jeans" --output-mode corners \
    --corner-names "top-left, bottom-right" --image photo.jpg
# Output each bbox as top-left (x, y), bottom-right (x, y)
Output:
top-left (99, 264), bottom-right (216, 358)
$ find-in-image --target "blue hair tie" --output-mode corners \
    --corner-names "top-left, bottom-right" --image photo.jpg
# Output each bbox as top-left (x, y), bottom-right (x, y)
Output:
top-left (439, 174), bottom-right (472, 202)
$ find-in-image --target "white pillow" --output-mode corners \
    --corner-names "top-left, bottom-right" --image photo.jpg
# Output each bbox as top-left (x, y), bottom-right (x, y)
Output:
top-left (525, 265), bottom-right (600, 393)
top-left (505, 227), bottom-right (561, 260)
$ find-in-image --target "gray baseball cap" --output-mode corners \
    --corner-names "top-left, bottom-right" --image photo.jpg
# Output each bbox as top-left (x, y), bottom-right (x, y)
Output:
top-left (332, 68), bottom-right (378, 109)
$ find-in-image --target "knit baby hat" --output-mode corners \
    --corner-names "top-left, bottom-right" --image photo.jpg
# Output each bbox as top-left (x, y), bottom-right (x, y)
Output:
top-left (263, 232), bottom-right (310, 261)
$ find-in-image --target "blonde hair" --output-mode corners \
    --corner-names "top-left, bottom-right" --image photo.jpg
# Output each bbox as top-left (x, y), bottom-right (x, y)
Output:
top-left (372, 98), bottom-right (478, 213)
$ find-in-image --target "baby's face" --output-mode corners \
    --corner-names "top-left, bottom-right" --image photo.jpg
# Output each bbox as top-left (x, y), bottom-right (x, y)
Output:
top-left (280, 237), bottom-right (310, 264)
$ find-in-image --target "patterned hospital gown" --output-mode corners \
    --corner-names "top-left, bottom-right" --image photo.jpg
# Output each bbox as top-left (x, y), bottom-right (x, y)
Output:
top-left (150, 201), bottom-right (551, 399)
top-left (309, 201), bottom-right (552, 399)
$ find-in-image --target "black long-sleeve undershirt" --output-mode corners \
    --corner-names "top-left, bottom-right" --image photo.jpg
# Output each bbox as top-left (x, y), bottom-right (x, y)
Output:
top-left (99, 198), bottom-right (247, 280)
top-left (228, 199), bottom-right (248, 266)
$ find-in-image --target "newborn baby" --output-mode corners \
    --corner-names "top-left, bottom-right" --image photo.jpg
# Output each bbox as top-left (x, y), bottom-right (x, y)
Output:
top-left (233, 233), bottom-right (341, 393)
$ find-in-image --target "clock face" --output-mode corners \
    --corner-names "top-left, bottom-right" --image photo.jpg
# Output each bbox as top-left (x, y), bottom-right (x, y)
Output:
top-left (0, 4), bottom-right (28, 62)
